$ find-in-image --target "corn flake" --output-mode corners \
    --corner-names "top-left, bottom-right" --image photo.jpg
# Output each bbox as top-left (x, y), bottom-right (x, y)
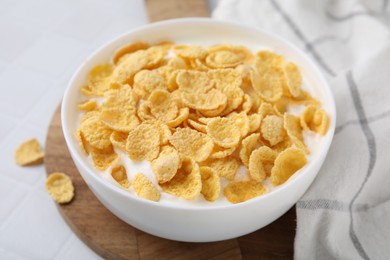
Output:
top-left (132, 173), bottom-right (160, 202)
top-left (110, 131), bottom-right (128, 151)
top-left (227, 112), bottom-right (250, 138)
top-left (144, 44), bottom-right (171, 68)
top-left (189, 59), bottom-right (209, 71)
top-left (208, 44), bottom-right (253, 64)
top-left (206, 117), bottom-right (240, 148)
top-left (167, 57), bottom-right (187, 69)
top-left (312, 109), bottom-right (329, 135)
top-left (239, 133), bottom-right (261, 166)
top-left (202, 156), bottom-right (240, 181)
top-left (111, 165), bottom-right (130, 188)
top-left (133, 70), bottom-right (167, 100)
top-left (285, 62), bottom-right (302, 97)
top-left (161, 157), bottom-right (201, 200)
top-left (169, 128), bottom-right (213, 162)
top-left (250, 67), bottom-right (284, 102)
top-left (126, 122), bottom-right (161, 161)
top-left (100, 108), bottom-right (140, 132)
top-left (166, 107), bottom-right (189, 128)
top-left (151, 146), bottom-right (181, 184)
top-left (290, 90), bottom-right (321, 107)
top-left (46, 172), bottom-right (74, 204)
top-left (148, 90), bottom-right (179, 122)
top-left (200, 167), bottom-right (220, 202)
top-left (137, 102), bottom-right (154, 121)
top-left (241, 83), bottom-right (262, 112)
top-left (181, 89), bottom-right (227, 111)
top-left (187, 119), bottom-right (207, 133)
top-left (76, 129), bottom-right (90, 155)
top-left (248, 114), bottom-right (261, 133)
top-left (80, 110), bottom-right (100, 124)
top-left (80, 115), bottom-right (112, 149)
top-left (15, 138), bottom-right (44, 166)
top-left (272, 96), bottom-right (289, 115)
top-left (198, 102), bottom-right (226, 117)
top-left (254, 146), bottom-right (278, 176)
top-left (209, 145), bottom-right (236, 159)
top-left (270, 148), bottom-right (307, 186)
top-left (77, 99), bottom-right (97, 111)
top-left (173, 45), bottom-right (206, 59)
top-left (224, 181), bottom-right (266, 204)
top-left (235, 64), bottom-right (253, 84)
top-left (258, 102), bottom-right (277, 120)
top-left (284, 114), bottom-right (309, 153)
top-left (91, 145), bottom-right (119, 171)
top-left (177, 70), bottom-right (214, 94)
top-left (142, 120), bottom-right (172, 145)
top-left (84, 64), bottom-right (114, 96)
top-left (206, 50), bottom-right (242, 68)
top-left (110, 51), bottom-right (147, 85)
top-left (260, 115), bottom-right (286, 146)
top-left (272, 138), bottom-right (293, 153)
top-left (248, 148), bottom-right (267, 182)
top-left (102, 87), bottom-right (136, 111)
top-left (256, 51), bottom-right (284, 68)
top-left (301, 105), bottom-right (329, 135)
top-left (208, 69), bottom-right (243, 115)
top-left (113, 42), bottom-right (150, 64)
top-left (239, 94), bottom-right (253, 114)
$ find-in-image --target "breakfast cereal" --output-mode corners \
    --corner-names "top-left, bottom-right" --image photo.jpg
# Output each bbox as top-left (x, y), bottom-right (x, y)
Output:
top-left (270, 148), bottom-right (307, 186)
top-left (46, 172), bottom-right (74, 204)
top-left (201, 156), bottom-right (241, 181)
top-left (160, 157), bottom-right (202, 200)
top-left (15, 139), bottom-right (44, 166)
top-left (151, 146), bottom-right (181, 184)
top-left (75, 42), bottom-right (330, 204)
top-left (240, 133), bottom-right (261, 166)
top-left (200, 167), bottom-right (220, 202)
top-left (223, 180), bottom-right (267, 204)
top-left (132, 173), bottom-right (160, 202)
top-left (169, 128), bottom-right (214, 162)
top-left (111, 165), bottom-right (130, 188)
top-left (126, 122), bottom-right (161, 161)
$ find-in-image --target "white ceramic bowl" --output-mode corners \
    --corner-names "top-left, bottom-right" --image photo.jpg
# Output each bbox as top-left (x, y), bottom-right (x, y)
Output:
top-left (62, 18), bottom-right (336, 242)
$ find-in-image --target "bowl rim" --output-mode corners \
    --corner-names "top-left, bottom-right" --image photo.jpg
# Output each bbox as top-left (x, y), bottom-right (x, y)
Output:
top-left (62, 17), bottom-right (336, 211)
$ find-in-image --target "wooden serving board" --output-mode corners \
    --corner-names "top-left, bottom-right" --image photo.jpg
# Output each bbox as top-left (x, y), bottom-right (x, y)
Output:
top-left (44, 1), bottom-right (296, 259)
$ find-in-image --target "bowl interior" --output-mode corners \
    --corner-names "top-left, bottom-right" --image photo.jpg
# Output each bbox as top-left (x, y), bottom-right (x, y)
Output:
top-left (62, 18), bottom-right (336, 209)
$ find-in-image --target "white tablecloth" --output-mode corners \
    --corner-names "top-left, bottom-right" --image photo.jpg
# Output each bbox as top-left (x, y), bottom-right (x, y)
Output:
top-left (0, 0), bottom-right (148, 259)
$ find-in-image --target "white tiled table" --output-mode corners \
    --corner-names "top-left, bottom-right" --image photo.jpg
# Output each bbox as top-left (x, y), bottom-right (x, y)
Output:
top-left (0, 1), bottom-right (149, 259)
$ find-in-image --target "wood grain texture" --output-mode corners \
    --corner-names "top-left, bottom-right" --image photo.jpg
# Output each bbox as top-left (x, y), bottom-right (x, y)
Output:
top-left (145, 0), bottom-right (209, 22)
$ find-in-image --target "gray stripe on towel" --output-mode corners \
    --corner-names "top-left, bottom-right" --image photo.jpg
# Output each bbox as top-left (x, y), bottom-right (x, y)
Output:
top-left (347, 71), bottom-right (377, 260)
top-left (335, 109), bottom-right (390, 134)
top-left (297, 199), bottom-right (348, 211)
top-left (269, 0), bottom-right (336, 76)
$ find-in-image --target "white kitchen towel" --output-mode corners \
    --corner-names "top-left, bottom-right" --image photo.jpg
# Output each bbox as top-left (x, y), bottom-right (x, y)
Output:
top-left (213, 0), bottom-right (390, 259)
